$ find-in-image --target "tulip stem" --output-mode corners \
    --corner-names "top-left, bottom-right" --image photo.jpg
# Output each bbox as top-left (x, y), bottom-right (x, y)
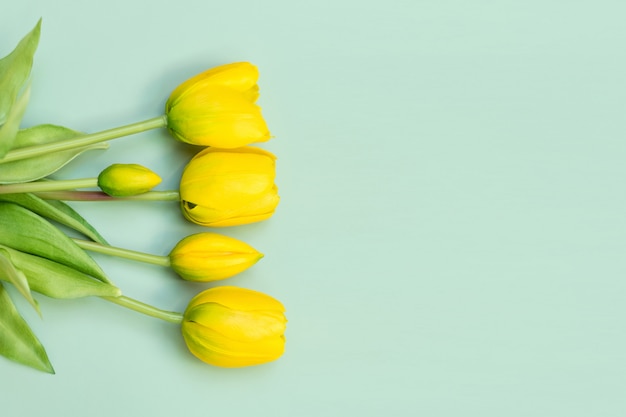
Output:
top-left (102, 295), bottom-right (183, 324)
top-left (35, 190), bottom-right (181, 201)
top-left (0, 115), bottom-right (168, 164)
top-left (0, 178), bottom-right (98, 195)
top-left (73, 239), bottom-right (171, 267)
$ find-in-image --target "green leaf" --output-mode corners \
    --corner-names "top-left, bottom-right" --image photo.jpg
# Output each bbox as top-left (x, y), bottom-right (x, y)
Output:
top-left (0, 245), bottom-right (121, 299)
top-left (0, 202), bottom-right (110, 283)
top-left (0, 248), bottom-right (40, 315)
top-left (0, 19), bottom-right (41, 125)
top-left (0, 193), bottom-right (108, 244)
top-left (0, 124), bottom-right (109, 183)
top-left (0, 83), bottom-right (30, 158)
top-left (0, 282), bottom-right (54, 374)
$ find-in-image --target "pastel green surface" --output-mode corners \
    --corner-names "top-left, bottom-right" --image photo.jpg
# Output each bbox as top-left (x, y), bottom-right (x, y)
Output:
top-left (2, 1), bottom-right (626, 416)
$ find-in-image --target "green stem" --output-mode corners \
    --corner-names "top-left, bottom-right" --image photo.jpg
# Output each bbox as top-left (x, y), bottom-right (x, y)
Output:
top-left (73, 238), bottom-right (171, 267)
top-left (102, 295), bottom-right (183, 324)
top-left (35, 190), bottom-right (181, 201)
top-left (0, 178), bottom-right (98, 195)
top-left (0, 115), bottom-right (168, 164)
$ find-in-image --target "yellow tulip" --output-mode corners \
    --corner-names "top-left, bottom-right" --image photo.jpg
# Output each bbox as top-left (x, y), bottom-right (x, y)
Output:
top-left (97, 163), bottom-right (161, 197)
top-left (165, 62), bottom-right (270, 148)
top-left (179, 147), bottom-right (279, 227)
top-left (181, 286), bottom-right (287, 367)
top-left (169, 233), bottom-right (263, 282)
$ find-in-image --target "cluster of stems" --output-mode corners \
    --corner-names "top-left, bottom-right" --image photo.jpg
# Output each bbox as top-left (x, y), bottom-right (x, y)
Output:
top-left (0, 117), bottom-right (189, 322)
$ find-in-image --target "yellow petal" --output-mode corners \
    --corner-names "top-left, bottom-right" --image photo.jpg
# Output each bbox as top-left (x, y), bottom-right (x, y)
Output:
top-left (168, 62), bottom-right (259, 108)
top-left (186, 304), bottom-right (286, 340)
top-left (187, 286), bottom-right (286, 313)
top-left (194, 186), bottom-right (279, 227)
top-left (182, 322), bottom-right (285, 367)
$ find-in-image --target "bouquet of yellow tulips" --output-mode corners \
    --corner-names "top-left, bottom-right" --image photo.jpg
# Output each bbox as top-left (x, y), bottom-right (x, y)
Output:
top-left (0, 20), bottom-right (286, 373)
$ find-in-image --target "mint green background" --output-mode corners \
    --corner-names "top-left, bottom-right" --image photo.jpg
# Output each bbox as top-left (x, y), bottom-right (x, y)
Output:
top-left (3, 1), bottom-right (626, 415)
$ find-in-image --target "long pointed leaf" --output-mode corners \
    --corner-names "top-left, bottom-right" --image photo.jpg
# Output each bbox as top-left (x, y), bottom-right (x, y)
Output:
top-left (0, 248), bottom-right (40, 315)
top-left (43, 198), bottom-right (109, 244)
top-left (0, 124), bottom-right (109, 183)
top-left (0, 193), bottom-right (108, 244)
top-left (0, 83), bottom-right (30, 157)
top-left (0, 282), bottom-right (54, 374)
top-left (0, 19), bottom-right (41, 125)
top-left (0, 202), bottom-right (110, 283)
top-left (0, 245), bottom-right (120, 299)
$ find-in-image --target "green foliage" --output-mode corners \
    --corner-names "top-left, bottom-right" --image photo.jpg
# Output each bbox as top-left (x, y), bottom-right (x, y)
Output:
top-left (0, 83), bottom-right (30, 157)
top-left (0, 19), bottom-right (41, 157)
top-left (0, 193), bottom-right (108, 244)
top-left (0, 245), bottom-right (120, 299)
top-left (0, 282), bottom-right (54, 374)
top-left (0, 248), bottom-right (39, 314)
top-left (0, 125), bottom-right (108, 183)
top-left (0, 19), bottom-right (40, 124)
top-left (0, 202), bottom-right (110, 283)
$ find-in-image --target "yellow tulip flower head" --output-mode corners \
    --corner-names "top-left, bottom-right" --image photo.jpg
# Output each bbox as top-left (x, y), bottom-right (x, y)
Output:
top-left (182, 286), bottom-right (287, 367)
top-left (169, 233), bottom-right (263, 282)
top-left (165, 62), bottom-right (270, 148)
top-left (97, 164), bottom-right (162, 197)
top-left (179, 147), bottom-right (279, 227)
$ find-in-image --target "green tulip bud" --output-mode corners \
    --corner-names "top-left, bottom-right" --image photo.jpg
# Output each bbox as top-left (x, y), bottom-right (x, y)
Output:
top-left (97, 164), bottom-right (161, 197)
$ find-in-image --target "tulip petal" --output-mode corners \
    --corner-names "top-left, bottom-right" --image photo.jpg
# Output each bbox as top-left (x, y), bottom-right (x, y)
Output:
top-left (182, 322), bottom-right (284, 368)
top-left (195, 186), bottom-right (279, 227)
top-left (187, 286), bottom-right (286, 313)
top-left (186, 304), bottom-right (286, 341)
top-left (180, 149), bottom-right (276, 206)
top-left (167, 62), bottom-right (259, 109)
top-left (191, 146), bottom-right (277, 160)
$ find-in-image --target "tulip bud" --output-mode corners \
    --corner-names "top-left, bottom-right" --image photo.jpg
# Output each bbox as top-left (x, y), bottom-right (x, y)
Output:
top-left (169, 233), bottom-right (263, 282)
top-left (182, 286), bottom-right (286, 367)
top-left (97, 164), bottom-right (161, 197)
top-left (165, 62), bottom-right (270, 148)
top-left (179, 147), bottom-right (279, 227)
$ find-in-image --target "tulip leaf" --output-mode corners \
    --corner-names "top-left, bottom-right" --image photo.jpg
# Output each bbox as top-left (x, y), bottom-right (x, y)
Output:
top-left (0, 19), bottom-right (40, 126)
top-left (0, 245), bottom-right (121, 299)
top-left (0, 83), bottom-right (30, 158)
top-left (0, 193), bottom-right (108, 244)
top-left (0, 124), bottom-right (109, 183)
top-left (0, 248), bottom-right (40, 315)
top-left (0, 281), bottom-right (54, 374)
top-left (0, 202), bottom-right (110, 283)
top-left (41, 198), bottom-right (109, 244)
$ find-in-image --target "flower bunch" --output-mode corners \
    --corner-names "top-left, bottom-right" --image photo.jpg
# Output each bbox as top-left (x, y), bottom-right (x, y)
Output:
top-left (0, 20), bottom-right (286, 373)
